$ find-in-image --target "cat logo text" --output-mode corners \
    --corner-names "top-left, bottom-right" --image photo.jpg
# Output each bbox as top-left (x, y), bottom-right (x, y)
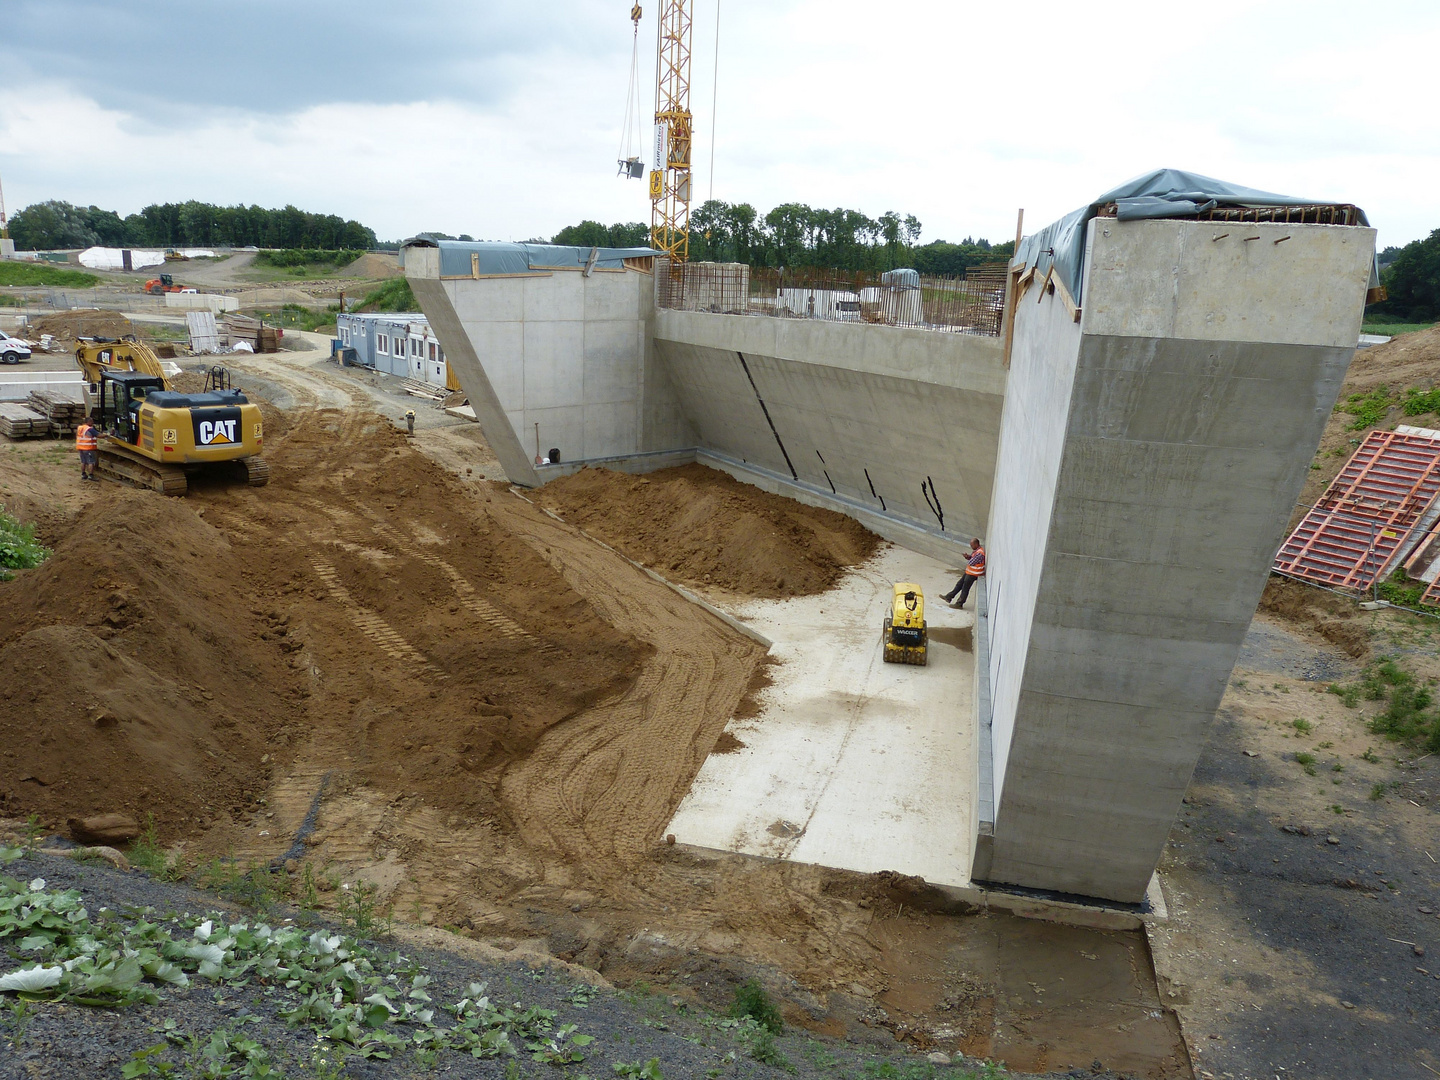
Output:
top-left (198, 419), bottom-right (238, 445)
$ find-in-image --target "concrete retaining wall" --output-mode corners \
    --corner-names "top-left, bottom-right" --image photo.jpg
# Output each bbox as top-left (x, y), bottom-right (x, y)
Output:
top-left (983, 217), bottom-right (1375, 903)
top-left (406, 246), bottom-right (693, 487)
top-left (653, 311), bottom-right (1006, 544)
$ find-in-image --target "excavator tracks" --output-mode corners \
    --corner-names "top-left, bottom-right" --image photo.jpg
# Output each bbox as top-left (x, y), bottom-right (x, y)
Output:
top-left (96, 450), bottom-right (188, 496)
top-left (243, 456), bottom-right (270, 486)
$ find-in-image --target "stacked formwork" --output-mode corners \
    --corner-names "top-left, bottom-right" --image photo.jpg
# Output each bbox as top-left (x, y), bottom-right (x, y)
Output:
top-left (1274, 428), bottom-right (1440, 591)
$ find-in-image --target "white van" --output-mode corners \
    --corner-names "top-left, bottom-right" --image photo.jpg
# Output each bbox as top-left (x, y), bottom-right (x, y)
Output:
top-left (0, 330), bottom-right (32, 364)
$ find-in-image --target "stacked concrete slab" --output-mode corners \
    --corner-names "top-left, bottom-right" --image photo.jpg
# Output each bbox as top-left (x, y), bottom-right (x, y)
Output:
top-left (977, 217), bottom-right (1375, 902)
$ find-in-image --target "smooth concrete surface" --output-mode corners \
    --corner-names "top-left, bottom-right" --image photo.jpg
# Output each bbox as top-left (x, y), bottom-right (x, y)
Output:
top-left (654, 311), bottom-right (1007, 540)
top-left (406, 246), bottom-right (695, 487)
top-left (668, 545), bottom-right (978, 888)
top-left (983, 217), bottom-right (1375, 903)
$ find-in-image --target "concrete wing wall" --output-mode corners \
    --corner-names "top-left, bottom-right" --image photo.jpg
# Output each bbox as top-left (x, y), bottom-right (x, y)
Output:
top-left (407, 248), bottom-right (690, 481)
top-left (654, 311), bottom-right (1007, 543)
top-left (986, 218), bottom-right (1374, 903)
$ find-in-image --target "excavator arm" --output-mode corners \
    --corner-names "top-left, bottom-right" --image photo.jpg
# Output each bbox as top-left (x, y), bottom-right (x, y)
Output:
top-left (75, 338), bottom-right (172, 390)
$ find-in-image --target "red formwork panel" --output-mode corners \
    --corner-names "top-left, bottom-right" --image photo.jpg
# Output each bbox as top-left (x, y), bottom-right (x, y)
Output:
top-left (1274, 429), bottom-right (1440, 591)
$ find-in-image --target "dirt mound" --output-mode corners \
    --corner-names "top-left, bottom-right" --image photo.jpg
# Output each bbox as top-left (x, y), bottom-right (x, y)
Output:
top-left (1260, 577), bottom-right (1369, 658)
top-left (338, 253), bottom-right (401, 279)
top-left (25, 310), bottom-right (135, 341)
top-left (534, 464), bottom-right (881, 599)
top-left (0, 489), bottom-right (297, 834)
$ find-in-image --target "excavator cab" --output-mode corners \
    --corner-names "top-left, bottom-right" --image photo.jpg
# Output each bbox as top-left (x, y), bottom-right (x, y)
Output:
top-left (97, 369), bottom-right (166, 445)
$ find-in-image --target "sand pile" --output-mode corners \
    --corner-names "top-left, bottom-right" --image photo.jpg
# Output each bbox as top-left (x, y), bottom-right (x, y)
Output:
top-left (0, 489), bottom-right (297, 834)
top-left (25, 310), bottom-right (135, 341)
top-left (534, 464), bottom-right (881, 598)
top-left (338, 253), bottom-right (401, 279)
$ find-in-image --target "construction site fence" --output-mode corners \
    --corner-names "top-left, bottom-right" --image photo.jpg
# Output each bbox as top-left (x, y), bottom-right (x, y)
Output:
top-left (654, 260), bottom-right (1008, 336)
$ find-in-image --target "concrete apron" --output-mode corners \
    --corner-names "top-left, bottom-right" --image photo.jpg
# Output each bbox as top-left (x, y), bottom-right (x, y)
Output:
top-left (667, 545), bottom-right (978, 887)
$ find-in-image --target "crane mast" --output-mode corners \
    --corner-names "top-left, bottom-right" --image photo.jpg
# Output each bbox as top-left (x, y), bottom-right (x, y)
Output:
top-left (650, 0), bottom-right (693, 262)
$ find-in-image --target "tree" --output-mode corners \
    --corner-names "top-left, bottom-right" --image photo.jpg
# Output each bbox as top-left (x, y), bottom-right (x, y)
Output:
top-left (1375, 229), bottom-right (1440, 322)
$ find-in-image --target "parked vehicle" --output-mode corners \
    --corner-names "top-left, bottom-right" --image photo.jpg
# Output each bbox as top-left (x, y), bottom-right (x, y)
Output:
top-left (0, 330), bottom-right (32, 364)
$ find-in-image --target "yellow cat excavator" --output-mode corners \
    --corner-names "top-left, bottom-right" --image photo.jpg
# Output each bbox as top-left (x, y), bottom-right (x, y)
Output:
top-left (74, 337), bottom-right (269, 495)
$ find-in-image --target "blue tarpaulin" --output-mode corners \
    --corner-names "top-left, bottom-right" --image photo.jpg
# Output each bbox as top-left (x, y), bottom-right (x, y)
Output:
top-left (404, 238), bottom-right (657, 278)
top-left (1015, 169), bottom-right (1376, 305)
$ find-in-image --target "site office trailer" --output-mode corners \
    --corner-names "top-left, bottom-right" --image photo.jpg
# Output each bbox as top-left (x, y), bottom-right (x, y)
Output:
top-left (336, 313), bottom-right (448, 386)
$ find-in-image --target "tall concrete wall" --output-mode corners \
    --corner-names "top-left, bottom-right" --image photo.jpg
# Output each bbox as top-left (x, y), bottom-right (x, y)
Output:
top-left (654, 311), bottom-right (1007, 543)
top-left (983, 217), bottom-right (1375, 903)
top-left (406, 246), bottom-right (694, 486)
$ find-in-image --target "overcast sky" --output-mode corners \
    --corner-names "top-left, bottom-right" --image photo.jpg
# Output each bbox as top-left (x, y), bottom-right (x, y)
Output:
top-left (1, 0), bottom-right (1437, 248)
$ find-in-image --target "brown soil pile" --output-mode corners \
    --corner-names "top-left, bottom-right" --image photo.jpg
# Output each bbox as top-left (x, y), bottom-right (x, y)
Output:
top-left (1259, 577), bottom-right (1369, 658)
top-left (25, 310), bottom-right (135, 341)
top-left (338, 253), bottom-right (401, 279)
top-left (0, 490), bottom-right (297, 834)
top-left (534, 464), bottom-right (881, 598)
top-left (0, 410), bottom-right (649, 840)
top-left (1299, 327), bottom-right (1440, 513)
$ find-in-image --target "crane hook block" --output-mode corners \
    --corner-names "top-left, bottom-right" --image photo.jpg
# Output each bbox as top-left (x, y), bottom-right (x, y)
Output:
top-left (631, 4), bottom-right (642, 24)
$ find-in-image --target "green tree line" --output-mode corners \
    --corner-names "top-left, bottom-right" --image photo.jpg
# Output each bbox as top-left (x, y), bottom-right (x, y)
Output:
top-left (551, 200), bottom-right (1012, 275)
top-left (1372, 229), bottom-right (1440, 323)
top-left (8, 199), bottom-right (376, 252)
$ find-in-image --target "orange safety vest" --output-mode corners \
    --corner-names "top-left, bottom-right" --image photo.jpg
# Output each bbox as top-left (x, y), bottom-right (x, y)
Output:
top-left (965, 546), bottom-right (986, 576)
top-left (75, 423), bottom-right (98, 452)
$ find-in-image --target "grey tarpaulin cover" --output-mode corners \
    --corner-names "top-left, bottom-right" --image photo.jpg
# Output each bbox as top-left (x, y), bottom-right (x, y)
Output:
top-left (1015, 168), bottom-right (1377, 306)
top-left (404, 238), bottom-right (656, 277)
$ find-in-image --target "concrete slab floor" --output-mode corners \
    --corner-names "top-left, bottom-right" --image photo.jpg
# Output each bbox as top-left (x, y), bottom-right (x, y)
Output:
top-left (668, 544), bottom-right (977, 887)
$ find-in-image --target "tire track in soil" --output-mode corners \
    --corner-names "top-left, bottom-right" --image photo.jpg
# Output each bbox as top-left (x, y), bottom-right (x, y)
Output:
top-left (486, 490), bottom-right (766, 883)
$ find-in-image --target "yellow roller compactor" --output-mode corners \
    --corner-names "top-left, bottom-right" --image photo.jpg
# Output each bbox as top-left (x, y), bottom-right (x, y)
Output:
top-left (882, 582), bottom-right (928, 666)
top-left (75, 338), bottom-right (269, 495)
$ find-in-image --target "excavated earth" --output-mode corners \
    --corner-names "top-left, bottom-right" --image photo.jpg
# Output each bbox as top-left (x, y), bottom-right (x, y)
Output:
top-left (0, 350), bottom-right (1191, 1078)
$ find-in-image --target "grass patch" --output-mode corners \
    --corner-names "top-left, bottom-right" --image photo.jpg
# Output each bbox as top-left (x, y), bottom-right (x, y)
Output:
top-left (252, 249), bottom-right (363, 269)
top-left (355, 277), bottom-right (416, 313)
top-left (1294, 752), bottom-right (1318, 776)
top-left (1292, 718), bottom-right (1313, 734)
top-left (0, 506), bottom-right (49, 581)
top-left (1362, 320), bottom-right (1436, 337)
top-left (0, 262), bottom-right (99, 288)
top-left (126, 817), bottom-right (184, 882)
top-left (1339, 385), bottom-right (1397, 430)
top-left (1330, 657), bottom-right (1440, 753)
top-left (244, 303), bottom-right (339, 335)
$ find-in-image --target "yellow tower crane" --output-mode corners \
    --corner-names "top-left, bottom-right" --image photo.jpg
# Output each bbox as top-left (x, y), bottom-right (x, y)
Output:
top-left (649, 0), bottom-right (693, 262)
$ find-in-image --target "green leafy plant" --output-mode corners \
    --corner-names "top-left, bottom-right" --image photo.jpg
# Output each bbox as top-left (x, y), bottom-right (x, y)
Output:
top-left (121, 1043), bottom-right (176, 1078)
top-left (614, 1059), bottom-right (664, 1080)
top-left (1361, 747), bottom-right (1380, 762)
top-left (1294, 752), bottom-right (1318, 776)
top-left (1371, 782), bottom-right (1387, 800)
top-left (1340, 385), bottom-right (1398, 430)
top-left (1329, 682), bottom-right (1361, 709)
top-left (0, 508), bottom-right (49, 580)
top-left (729, 978), bottom-right (784, 1034)
top-left (1292, 718), bottom-right (1314, 735)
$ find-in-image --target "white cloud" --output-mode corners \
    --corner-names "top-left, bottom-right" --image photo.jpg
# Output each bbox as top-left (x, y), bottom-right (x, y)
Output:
top-left (1, 0), bottom-right (1437, 248)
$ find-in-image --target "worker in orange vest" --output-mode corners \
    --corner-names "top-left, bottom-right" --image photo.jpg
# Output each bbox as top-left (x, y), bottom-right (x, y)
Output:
top-left (75, 416), bottom-right (99, 482)
top-left (941, 537), bottom-right (985, 609)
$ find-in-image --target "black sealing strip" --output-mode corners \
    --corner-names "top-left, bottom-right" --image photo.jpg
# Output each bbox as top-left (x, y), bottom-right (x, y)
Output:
top-left (865, 468), bottom-right (886, 512)
top-left (737, 351), bottom-right (797, 480)
top-left (922, 476), bottom-right (945, 531)
top-left (816, 451), bottom-right (836, 494)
